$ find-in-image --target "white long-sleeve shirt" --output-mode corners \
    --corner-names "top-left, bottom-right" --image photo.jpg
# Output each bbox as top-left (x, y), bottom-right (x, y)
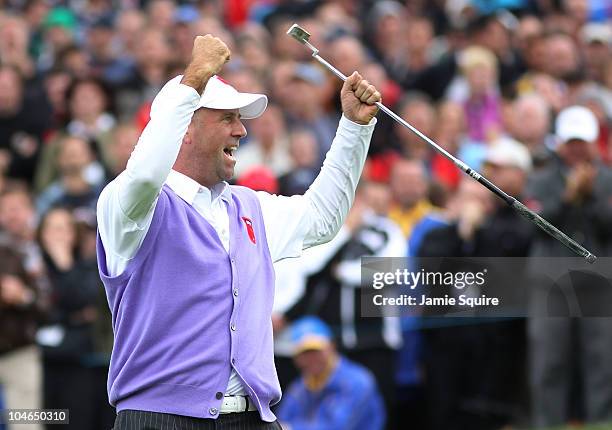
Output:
top-left (96, 77), bottom-right (376, 397)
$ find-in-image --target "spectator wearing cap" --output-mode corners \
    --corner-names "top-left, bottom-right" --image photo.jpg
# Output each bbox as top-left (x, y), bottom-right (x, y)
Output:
top-left (174, 4), bottom-right (200, 25)
top-left (418, 152), bottom-right (532, 429)
top-left (573, 85), bottom-right (612, 164)
top-left (470, 0), bottom-right (528, 15)
top-left (483, 136), bottom-right (532, 197)
top-left (422, 137), bottom-right (533, 258)
top-left (280, 182), bottom-right (404, 427)
top-left (72, 0), bottom-right (115, 35)
top-left (525, 105), bottom-right (612, 428)
top-left (581, 23), bottom-right (612, 84)
top-left (38, 7), bottom-right (77, 72)
top-left (277, 317), bottom-right (386, 430)
top-left (526, 105), bottom-right (612, 242)
top-left (22, 0), bottom-right (51, 62)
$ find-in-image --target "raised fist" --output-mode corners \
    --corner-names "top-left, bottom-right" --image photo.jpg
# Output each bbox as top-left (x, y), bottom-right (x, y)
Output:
top-left (182, 35), bottom-right (231, 93)
top-left (340, 72), bottom-right (381, 125)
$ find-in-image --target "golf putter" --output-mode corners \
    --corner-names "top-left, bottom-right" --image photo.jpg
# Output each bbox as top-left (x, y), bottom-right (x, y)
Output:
top-left (287, 23), bottom-right (597, 263)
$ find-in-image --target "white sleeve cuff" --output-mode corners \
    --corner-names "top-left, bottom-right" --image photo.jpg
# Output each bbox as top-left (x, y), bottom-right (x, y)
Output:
top-left (338, 114), bottom-right (377, 136)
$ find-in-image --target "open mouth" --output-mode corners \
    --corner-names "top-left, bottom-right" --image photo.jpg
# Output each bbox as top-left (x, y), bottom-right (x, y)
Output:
top-left (223, 145), bottom-right (238, 161)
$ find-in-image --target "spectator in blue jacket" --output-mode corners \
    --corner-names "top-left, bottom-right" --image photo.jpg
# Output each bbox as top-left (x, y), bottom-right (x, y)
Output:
top-left (278, 316), bottom-right (385, 430)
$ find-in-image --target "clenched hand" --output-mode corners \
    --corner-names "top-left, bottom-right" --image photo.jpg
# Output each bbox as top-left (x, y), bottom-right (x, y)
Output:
top-left (340, 72), bottom-right (381, 125)
top-left (181, 35), bottom-right (231, 94)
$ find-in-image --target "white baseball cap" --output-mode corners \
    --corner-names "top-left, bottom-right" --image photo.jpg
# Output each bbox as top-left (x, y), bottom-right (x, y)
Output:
top-left (154, 75), bottom-right (268, 119)
top-left (581, 23), bottom-right (612, 46)
top-left (555, 106), bottom-right (599, 143)
top-left (197, 75), bottom-right (267, 119)
top-left (484, 136), bottom-right (532, 172)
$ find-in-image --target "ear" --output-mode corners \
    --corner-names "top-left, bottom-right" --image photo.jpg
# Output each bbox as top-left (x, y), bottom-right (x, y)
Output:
top-left (182, 123), bottom-right (194, 145)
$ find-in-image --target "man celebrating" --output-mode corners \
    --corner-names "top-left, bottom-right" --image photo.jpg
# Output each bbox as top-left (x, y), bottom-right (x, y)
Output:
top-left (96, 35), bottom-right (380, 429)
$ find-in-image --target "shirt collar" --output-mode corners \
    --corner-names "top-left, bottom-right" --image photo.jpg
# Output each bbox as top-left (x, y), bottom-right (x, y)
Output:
top-left (166, 170), bottom-right (231, 206)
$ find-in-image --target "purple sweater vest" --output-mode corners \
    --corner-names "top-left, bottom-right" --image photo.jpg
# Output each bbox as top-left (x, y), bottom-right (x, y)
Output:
top-left (97, 185), bottom-right (280, 421)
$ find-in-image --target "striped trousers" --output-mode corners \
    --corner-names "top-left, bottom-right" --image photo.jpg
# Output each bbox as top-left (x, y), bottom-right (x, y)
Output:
top-left (113, 410), bottom-right (283, 430)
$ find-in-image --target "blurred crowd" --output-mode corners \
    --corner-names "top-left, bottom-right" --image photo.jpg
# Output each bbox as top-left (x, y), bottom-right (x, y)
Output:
top-left (0, 0), bottom-right (611, 429)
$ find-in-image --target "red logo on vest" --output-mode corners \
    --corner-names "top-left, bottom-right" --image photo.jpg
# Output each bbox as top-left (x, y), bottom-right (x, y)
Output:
top-left (242, 217), bottom-right (256, 244)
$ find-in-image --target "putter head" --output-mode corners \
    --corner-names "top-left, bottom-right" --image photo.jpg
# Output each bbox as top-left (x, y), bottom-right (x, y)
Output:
top-left (287, 24), bottom-right (310, 45)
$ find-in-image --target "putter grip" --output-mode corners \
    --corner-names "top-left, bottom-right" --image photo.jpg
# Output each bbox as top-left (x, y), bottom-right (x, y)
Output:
top-left (511, 200), bottom-right (597, 263)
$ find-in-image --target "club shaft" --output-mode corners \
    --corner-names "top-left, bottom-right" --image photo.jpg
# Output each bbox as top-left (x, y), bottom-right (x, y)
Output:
top-left (312, 53), bottom-right (475, 176)
top-left (309, 50), bottom-right (597, 263)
